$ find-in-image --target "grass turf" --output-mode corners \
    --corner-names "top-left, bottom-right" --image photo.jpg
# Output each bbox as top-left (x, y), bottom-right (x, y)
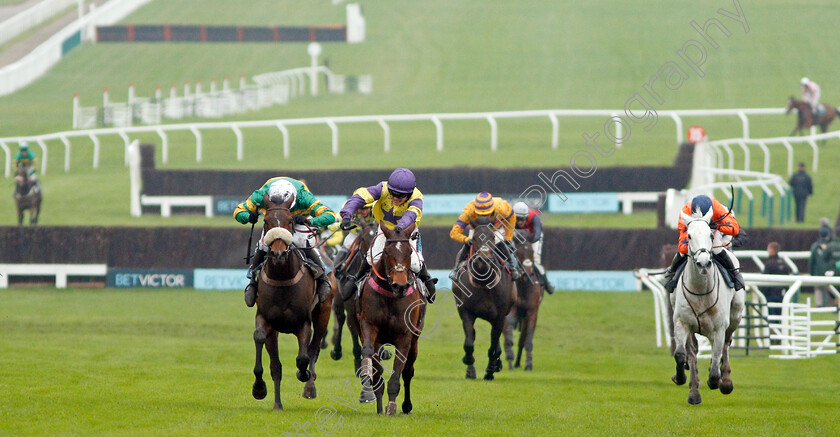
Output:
top-left (0, 287), bottom-right (838, 436)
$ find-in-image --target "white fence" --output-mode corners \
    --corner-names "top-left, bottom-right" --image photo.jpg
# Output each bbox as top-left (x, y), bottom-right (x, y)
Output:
top-left (0, 0), bottom-right (153, 97)
top-left (707, 129), bottom-right (840, 176)
top-left (635, 251), bottom-right (840, 359)
top-left (0, 0), bottom-right (77, 48)
top-left (0, 107), bottom-right (797, 179)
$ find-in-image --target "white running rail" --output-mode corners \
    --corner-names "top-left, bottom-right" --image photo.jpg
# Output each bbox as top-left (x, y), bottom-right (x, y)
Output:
top-left (0, 0), bottom-right (77, 47)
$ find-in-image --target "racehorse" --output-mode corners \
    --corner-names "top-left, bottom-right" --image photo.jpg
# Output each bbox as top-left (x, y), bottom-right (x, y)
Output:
top-left (671, 208), bottom-right (745, 405)
top-left (504, 233), bottom-right (544, 371)
top-left (357, 223), bottom-right (424, 416)
top-left (14, 163), bottom-right (41, 225)
top-left (451, 215), bottom-right (517, 380)
top-left (250, 198), bottom-right (335, 410)
top-left (329, 219), bottom-right (378, 371)
top-left (786, 96), bottom-right (839, 136)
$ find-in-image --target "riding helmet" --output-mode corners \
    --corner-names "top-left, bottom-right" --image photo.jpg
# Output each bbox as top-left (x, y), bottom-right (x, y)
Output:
top-left (513, 201), bottom-right (530, 218)
top-left (268, 179), bottom-right (297, 208)
top-left (690, 194), bottom-right (713, 216)
top-left (474, 192), bottom-right (495, 215)
top-left (387, 168), bottom-right (416, 195)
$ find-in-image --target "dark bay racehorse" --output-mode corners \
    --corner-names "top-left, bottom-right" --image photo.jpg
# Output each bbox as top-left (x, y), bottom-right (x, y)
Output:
top-left (504, 234), bottom-right (544, 371)
top-left (358, 223), bottom-right (424, 416)
top-left (451, 216), bottom-right (517, 380)
top-left (329, 219), bottom-right (378, 371)
top-left (786, 96), bottom-right (839, 136)
top-left (14, 163), bottom-right (41, 225)
top-left (251, 198), bottom-right (334, 410)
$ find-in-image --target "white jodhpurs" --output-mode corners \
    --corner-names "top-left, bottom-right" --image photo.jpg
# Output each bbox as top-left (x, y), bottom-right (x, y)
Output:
top-left (531, 236), bottom-right (545, 275)
top-left (368, 228), bottom-right (423, 273)
top-left (342, 231), bottom-right (358, 249)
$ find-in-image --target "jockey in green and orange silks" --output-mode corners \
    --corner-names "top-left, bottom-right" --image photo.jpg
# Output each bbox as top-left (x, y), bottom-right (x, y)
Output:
top-left (233, 177), bottom-right (338, 308)
top-left (663, 194), bottom-right (744, 293)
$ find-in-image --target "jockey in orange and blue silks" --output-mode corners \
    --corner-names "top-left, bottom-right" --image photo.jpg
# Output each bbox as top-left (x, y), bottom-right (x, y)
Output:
top-left (801, 77), bottom-right (822, 116)
top-left (338, 168), bottom-right (438, 302)
top-left (512, 201), bottom-right (553, 294)
top-left (233, 177), bottom-right (338, 307)
top-left (449, 192), bottom-right (523, 281)
top-left (663, 194), bottom-right (745, 293)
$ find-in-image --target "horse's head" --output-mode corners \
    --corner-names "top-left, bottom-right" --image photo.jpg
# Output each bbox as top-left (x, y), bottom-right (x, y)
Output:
top-left (514, 232), bottom-right (535, 275)
top-left (681, 209), bottom-right (714, 275)
top-left (262, 198), bottom-right (295, 257)
top-left (785, 96), bottom-right (796, 114)
top-left (358, 220), bottom-right (378, 254)
top-left (378, 222), bottom-right (416, 296)
top-left (469, 215), bottom-right (497, 259)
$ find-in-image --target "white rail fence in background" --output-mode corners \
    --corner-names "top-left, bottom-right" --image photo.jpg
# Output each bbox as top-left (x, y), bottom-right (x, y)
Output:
top-left (0, 0), bottom-right (77, 47)
top-left (73, 67), bottom-right (372, 129)
top-left (707, 130), bottom-right (840, 176)
top-left (0, 107), bottom-right (799, 178)
top-left (0, 0), bottom-right (153, 97)
top-left (636, 251), bottom-right (840, 360)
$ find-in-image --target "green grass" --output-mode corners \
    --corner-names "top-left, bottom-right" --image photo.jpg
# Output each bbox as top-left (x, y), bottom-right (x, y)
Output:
top-left (1, 0), bottom-right (839, 228)
top-left (1, 287), bottom-right (838, 436)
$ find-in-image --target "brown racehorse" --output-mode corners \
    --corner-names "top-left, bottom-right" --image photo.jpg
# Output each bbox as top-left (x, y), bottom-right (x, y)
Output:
top-left (357, 223), bottom-right (424, 416)
top-left (504, 235), bottom-right (544, 371)
top-left (14, 163), bottom-right (41, 225)
top-left (251, 198), bottom-right (335, 410)
top-left (786, 96), bottom-right (839, 136)
top-left (451, 215), bottom-right (517, 380)
top-left (329, 219), bottom-right (378, 371)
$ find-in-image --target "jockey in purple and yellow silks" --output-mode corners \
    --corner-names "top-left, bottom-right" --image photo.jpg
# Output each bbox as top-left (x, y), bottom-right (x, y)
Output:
top-left (449, 192), bottom-right (523, 281)
top-left (338, 168), bottom-right (438, 302)
top-left (662, 194), bottom-right (745, 293)
top-left (233, 177), bottom-right (338, 307)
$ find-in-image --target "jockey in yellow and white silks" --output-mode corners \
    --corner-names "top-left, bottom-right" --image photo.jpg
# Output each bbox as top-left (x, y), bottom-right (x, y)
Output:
top-left (450, 192), bottom-right (523, 280)
top-left (338, 168), bottom-right (438, 302)
top-left (233, 177), bottom-right (338, 307)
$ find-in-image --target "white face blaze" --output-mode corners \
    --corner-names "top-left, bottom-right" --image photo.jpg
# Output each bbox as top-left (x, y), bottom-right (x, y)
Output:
top-left (681, 210), bottom-right (713, 272)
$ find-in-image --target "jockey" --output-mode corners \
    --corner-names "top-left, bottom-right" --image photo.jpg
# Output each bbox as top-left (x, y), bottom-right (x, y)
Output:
top-left (801, 77), bottom-right (822, 117)
top-left (233, 177), bottom-right (338, 307)
top-left (662, 194), bottom-right (745, 293)
top-left (332, 198), bottom-right (376, 276)
top-left (338, 168), bottom-right (438, 302)
top-left (15, 142), bottom-right (40, 192)
top-left (450, 192), bottom-right (522, 281)
top-left (513, 201), bottom-right (554, 294)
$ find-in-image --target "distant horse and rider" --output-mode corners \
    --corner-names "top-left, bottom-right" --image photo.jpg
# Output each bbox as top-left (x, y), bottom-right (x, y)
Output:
top-left (14, 162), bottom-right (41, 225)
top-left (786, 96), bottom-right (839, 136)
top-left (504, 232), bottom-right (546, 371)
top-left (247, 196), bottom-right (336, 410)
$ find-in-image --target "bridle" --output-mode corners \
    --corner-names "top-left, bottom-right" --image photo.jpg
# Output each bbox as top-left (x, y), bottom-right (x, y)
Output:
top-left (681, 217), bottom-right (721, 334)
top-left (371, 237), bottom-right (415, 283)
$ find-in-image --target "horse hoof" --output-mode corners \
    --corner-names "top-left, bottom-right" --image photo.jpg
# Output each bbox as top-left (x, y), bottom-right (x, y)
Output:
top-left (385, 401), bottom-right (397, 416)
top-left (688, 394), bottom-right (702, 405)
top-left (719, 380), bottom-right (734, 395)
top-left (707, 378), bottom-right (720, 390)
top-left (330, 349), bottom-right (343, 361)
top-left (252, 380), bottom-right (267, 400)
top-left (524, 364), bottom-right (533, 371)
top-left (359, 390), bottom-right (376, 404)
top-left (507, 361), bottom-right (513, 370)
top-left (379, 350), bottom-right (392, 361)
top-left (672, 373), bottom-right (686, 386)
top-left (402, 400), bottom-right (413, 414)
top-left (466, 366), bottom-right (476, 379)
top-left (494, 358), bottom-right (503, 373)
top-left (320, 338), bottom-right (328, 349)
top-left (303, 381), bottom-right (317, 399)
top-left (273, 403), bottom-right (283, 410)
top-left (483, 373), bottom-right (495, 381)
top-left (296, 370), bottom-right (311, 383)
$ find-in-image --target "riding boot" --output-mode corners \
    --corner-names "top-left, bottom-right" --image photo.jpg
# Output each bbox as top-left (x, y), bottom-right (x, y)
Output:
top-left (538, 269), bottom-right (554, 294)
top-left (244, 248), bottom-right (267, 307)
top-left (304, 248), bottom-right (332, 303)
top-left (342, 260), bottom-right (371, 301)
top-left (713, 251), bottom-right (745, 291)
top-left (662, 253), bottom-right (687, 293)
top-left (497, 241), bottom-right (522, 281)
top-left (449, 243), bottom-right (471, 281)
top-left (416, 264), bottom-right (438, 303)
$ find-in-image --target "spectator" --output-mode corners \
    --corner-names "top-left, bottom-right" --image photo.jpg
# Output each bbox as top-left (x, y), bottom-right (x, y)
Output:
top-left (808, 221), bottom-right (840, 307)
top-left (788, 162), bottom-right (813, 223)
top-left (761, 242), bottom-right (792, 317)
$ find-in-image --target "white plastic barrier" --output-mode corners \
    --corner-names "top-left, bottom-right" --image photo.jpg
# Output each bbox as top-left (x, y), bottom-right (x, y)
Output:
top-left (0, 263), bottom-right (108, 288)
top-left (0, 0), bottom-right (77, 47)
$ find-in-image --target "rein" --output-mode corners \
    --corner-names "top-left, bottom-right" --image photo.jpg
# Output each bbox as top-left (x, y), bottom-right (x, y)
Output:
top-left (681, 268), bottom-right (720, 336)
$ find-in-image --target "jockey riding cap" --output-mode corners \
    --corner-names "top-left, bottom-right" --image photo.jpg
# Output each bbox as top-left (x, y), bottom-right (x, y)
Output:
top-left (474, 192), bottom-right (495, 215)
top-left (690, 194), bottom-right (713, 216)
top-left (513, 201), bottom-right (529, 218)
top-left (801, 77), bottom-right (809, 85)
top-left (387, 168), bottom-right (415, 195)
top-left (19, 142), bottom-right (29, 150)
top-left (268, 179), bottom-right (297, 208)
